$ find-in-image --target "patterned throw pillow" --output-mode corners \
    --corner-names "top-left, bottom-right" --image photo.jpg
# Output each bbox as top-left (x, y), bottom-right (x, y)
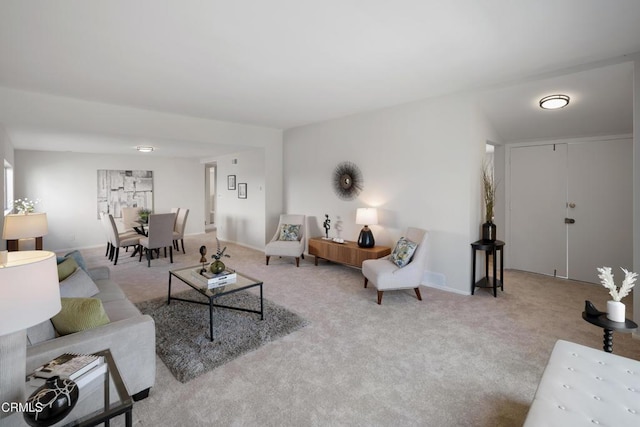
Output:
top-left (390, 237), bottom-right (418, 268)
top-left (279, 224), bottom-right (301, 241)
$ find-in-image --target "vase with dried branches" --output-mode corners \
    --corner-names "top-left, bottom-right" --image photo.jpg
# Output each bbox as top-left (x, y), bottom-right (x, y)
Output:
top-left (481, 161), bottom-right (496, 241)
top-left (597, 266), bottom-right (637, 322)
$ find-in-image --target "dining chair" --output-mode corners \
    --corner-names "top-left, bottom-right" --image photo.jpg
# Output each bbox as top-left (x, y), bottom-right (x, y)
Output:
top-left (107, 214), bottom-right (141, 265)
top-left (121, 206), bottom-right (140, 233)
top-left (100, 212), bottom-right (113, 257)
top-left (138, 213), bottom-right (175, 267)
top-left (171, 207), bottom-right (180, 228)
top-left (172, 208), bottom-right (189, 254)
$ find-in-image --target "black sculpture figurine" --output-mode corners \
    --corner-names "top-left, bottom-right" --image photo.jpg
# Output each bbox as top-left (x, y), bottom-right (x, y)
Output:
top-left (199, 245), bottom-right (208, 274)
top-left (585, 300), bottom-right (606, 317)
top-left (323, 214), bottom-right (331, 239)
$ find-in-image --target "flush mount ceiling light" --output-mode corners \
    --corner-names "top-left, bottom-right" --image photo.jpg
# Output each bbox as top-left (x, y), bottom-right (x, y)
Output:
top-left (136, 146), bottom-right (154, 153)
top-left (539, 94), bottom-right (570, 110)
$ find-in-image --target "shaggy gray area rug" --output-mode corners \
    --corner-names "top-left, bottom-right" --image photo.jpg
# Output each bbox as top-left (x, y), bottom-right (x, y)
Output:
top-left (135, 289), bottom-right (309, 383)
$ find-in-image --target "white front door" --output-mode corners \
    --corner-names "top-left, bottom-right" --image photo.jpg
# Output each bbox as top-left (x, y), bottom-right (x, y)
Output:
top-left (567, 139), bottom-right (633, 283)
top-left (508, 139), bottom-right (633, 283)
top-left (510, 144), bottom-right (568, 278)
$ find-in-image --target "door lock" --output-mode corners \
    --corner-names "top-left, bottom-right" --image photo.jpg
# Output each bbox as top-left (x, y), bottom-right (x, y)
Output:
top-left (567, 202), bottom-right (576, 208)
top-left (565, 218), bottom-right (575, 224)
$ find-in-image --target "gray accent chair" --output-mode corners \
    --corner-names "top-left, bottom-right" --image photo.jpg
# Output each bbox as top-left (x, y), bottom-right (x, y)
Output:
top-left (362, 227), bottom-right (428, 304)
top-left (265, 214), bottom-right (306, 267)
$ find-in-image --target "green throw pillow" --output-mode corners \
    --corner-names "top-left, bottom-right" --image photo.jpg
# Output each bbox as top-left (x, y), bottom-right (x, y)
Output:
top-left (278, 224), bottom-right (301, 241)
top-left (57, 257), bottom-right (79, 281)
top-left (51, 298), bottom-right (110, 336)
top-left (390, 237), bottom-right (418, 268)
top-left (63, 250), bottom-right (88, 271)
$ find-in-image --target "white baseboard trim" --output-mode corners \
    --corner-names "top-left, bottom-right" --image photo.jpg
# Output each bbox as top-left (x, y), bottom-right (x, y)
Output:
top-left (423, 282), bottom-right (471, 296)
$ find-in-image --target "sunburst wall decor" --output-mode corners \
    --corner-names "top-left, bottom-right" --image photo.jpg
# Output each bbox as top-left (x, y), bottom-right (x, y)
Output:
top-left (332, 161), bottom-right (363, 200)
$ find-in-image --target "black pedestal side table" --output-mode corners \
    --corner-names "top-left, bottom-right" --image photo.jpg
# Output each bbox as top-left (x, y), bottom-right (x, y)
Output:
top-left (471, 239), bottom-right (505, 297)
top-left (582, 312), bottom-right (638, 353)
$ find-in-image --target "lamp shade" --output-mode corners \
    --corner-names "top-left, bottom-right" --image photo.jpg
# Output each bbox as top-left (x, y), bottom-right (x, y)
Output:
top-left (356, 208), bottom-right (378, 226)
top-left (0, 251), bottom-right (60, 336)
top-left (2, 213), bottom-right (49, 240)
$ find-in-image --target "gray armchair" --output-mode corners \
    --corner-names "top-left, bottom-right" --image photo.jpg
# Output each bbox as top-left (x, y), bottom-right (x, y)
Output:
top-left (265, 214), bottom-right (306, 267)
top-left (362, 227), bottom-right (428, 304)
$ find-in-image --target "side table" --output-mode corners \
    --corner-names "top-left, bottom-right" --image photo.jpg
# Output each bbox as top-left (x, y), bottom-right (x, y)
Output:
top-left (471, 239), bottom-right (505, 297)
top-left (19, 349), bottom-right (133, 427)
top-left (582, 311), bottom-right (638, 353)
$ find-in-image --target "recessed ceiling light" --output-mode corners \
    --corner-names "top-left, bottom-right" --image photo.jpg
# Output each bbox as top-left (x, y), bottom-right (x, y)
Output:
top-left (539, 94), bottom-right (570, 110)
top-left (136, 146), bottom-right (154, 153)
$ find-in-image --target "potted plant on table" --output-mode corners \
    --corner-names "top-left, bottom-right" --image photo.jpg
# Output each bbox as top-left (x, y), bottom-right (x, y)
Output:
top-left (481, 161), bottom-right (496, 241)
top-left (210, 238), bottom-right (231, 274)
top-left (13, 197), bottom-right (39, 214)
top-left (597, 266), bottom-right (637, 322)
top-left (138, 208), bottom-right (152, 223)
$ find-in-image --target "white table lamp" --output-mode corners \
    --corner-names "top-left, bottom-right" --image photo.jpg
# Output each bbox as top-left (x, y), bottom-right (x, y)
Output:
top-left (356, 208), bottom-right (378, 248)
top-left (2, 212), bottom-right (49, 251)
top-left (0, 251), bottom-right (60, 419)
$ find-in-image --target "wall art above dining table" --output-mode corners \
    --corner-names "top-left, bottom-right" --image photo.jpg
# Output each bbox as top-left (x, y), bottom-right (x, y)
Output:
top-left (97, 169), bottom-right (154, 219)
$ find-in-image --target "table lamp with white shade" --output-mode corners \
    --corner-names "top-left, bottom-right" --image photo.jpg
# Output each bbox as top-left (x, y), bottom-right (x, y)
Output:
top-left (2, 212), bottom-right (49, 251)
top-left (356, 208), bottom-right (378, 248)
top-left (0, 251), bottom-right (60, 419)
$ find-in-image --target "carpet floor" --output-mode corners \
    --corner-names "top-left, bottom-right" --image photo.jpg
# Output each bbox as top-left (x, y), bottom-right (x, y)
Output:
top-left (77, 232), bottom-right (640, 426)
top-left (135, 289), bottom-right (308, 383)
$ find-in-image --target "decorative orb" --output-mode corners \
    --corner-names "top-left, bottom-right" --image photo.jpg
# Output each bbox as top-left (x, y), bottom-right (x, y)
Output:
top-left (210, 260), bottom-right (226, 274)
top-left (24, 376), bottom-right (79, 426)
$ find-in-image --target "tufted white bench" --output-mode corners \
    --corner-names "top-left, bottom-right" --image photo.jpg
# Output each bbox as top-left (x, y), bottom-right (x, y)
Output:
top-left (524, 340), bottom-right (640, 426)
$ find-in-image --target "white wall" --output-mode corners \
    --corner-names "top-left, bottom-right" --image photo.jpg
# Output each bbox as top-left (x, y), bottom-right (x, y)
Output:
top-left (12, 150), bottom-right (204, 252)
top-left (284, 94), bottom-right (491, 294)
top-left (633, 59), bottom-right (640, 333)
top-left (1, 125), bottom-right (15, 238)
top-left (214, 148), bottom-right (269, 250)
top-left (1, 87), bottom-right (284, 252)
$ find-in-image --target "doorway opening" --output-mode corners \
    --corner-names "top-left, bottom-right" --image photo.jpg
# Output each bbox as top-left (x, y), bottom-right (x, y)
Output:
top-left (205, 162), bottom-right (217, 232)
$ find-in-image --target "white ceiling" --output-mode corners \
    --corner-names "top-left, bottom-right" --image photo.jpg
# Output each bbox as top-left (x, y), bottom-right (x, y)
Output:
top-left (1, 1), bottom-right (639, 156)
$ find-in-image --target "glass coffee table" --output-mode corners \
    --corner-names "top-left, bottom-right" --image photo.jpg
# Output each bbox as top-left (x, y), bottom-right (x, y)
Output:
top-left (168, 266), bottom-right (264, 341)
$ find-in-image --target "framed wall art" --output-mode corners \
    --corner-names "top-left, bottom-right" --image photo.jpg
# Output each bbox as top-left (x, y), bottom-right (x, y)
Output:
top-left (227, 175), bottom-right (236, 190)
top-left (97, 169), bottom-right (153, 219)
top-left (238, 183), bottom-right (247, 199)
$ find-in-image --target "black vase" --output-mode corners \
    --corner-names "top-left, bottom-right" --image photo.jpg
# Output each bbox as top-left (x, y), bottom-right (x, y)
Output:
top-left (357, 226), bottom-right (375, 248)
top-left (482, 221), bottom-right (496, 241)
top-left (24, 376), bottom-right (79, 427)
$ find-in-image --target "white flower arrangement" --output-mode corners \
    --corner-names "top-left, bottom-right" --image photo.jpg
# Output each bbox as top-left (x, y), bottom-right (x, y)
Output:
top-left (13, 197), bottom-right (39, 214)
top-left (597, 266), bottom-right (638, 302)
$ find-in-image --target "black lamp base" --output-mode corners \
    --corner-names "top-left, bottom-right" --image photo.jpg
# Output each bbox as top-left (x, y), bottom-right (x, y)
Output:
top-left (358, 227), bottom-right (375, 248)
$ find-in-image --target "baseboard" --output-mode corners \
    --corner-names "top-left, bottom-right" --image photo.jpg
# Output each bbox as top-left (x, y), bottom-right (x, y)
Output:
top-left (423, 282), bottom-right (471, 296)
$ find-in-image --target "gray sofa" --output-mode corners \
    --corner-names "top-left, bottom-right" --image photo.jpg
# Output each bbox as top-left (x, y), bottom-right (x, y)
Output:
top-left (25, 263), bottom-right (156, 401)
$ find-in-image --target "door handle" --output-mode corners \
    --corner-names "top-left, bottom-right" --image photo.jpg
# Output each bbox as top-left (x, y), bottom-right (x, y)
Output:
top-left (565, 218), bottom-right (575, 224)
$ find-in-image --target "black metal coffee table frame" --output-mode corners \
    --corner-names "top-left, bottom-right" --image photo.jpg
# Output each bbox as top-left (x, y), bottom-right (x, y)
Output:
top-left (168, 266), bottom-right (264, 342)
